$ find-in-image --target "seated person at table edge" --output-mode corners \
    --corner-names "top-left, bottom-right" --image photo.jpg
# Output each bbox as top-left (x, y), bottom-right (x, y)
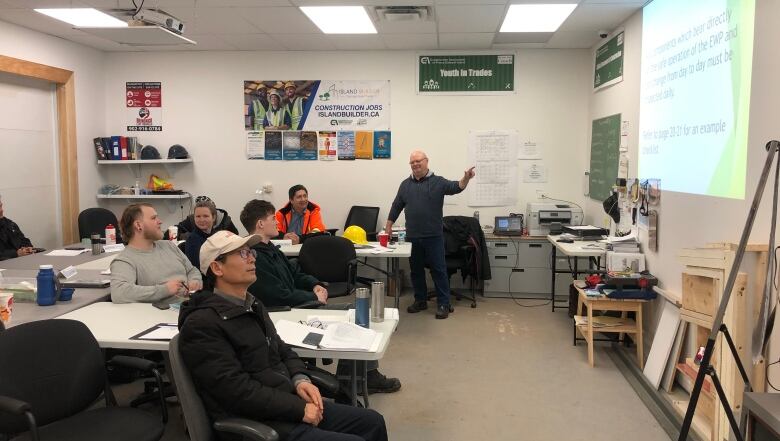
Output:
top-left (184, 197), bottom-right (228, 270)
top-left (241, 199), bottom-right (402, 394)
top-left (178, 230), bottom-right (388, 441)
top-left (242, 199), bottom-right (327, 307)
top-left (173, 195), bottom-right (238, 241)
top-left (0, 195), bottom-right (35, 260)
top-left (275, 184), bottom-right (326, 245)
top-left (110, 203), bottom-right (202, 304)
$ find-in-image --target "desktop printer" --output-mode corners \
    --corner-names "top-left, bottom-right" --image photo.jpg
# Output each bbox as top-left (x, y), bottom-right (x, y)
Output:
top-left (527, 202), bottom-right (583, 236)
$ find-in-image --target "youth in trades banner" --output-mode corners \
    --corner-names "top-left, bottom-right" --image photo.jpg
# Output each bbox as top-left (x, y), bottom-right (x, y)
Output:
top-left (243, 80), bottom-right (390, 131)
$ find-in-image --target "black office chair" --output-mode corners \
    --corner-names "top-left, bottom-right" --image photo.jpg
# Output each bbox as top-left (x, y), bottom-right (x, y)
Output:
top-left (426, 216), bottom-right (491, 308)
top-left (298, 235), bottom-right (357, 298)
top-left (168, 334), bottom-right (342, 441)
top-left (344, 206), bottom-right (380, 241)
top-left (78, 207), bottom-right (122, 243)
top-left (0, 320), bottom-right (165, 441)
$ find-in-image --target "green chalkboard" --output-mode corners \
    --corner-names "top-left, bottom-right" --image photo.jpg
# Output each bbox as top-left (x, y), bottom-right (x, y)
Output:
top-left (589, 114), bottom-right (621, 201)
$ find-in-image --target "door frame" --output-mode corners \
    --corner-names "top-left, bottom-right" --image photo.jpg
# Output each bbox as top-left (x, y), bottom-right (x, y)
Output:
top-left (0, 55), bottom-right (79, 244)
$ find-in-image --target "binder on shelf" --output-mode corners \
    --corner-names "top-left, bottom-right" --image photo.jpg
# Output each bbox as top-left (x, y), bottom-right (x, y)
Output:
top-left (92, 137), bottom-right (106, 160)
top-left (100, 137), bottom-right (112, 160)
top-left (119, 136), bottom-right (128, 160)
top-left (110, 136), bottom-right (120, 160)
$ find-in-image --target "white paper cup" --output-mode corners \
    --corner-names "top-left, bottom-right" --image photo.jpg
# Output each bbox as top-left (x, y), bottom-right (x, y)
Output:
top-left (168, 226), bottom-right (178, 241)
top-left (0, 292), bottom-right (14, 327)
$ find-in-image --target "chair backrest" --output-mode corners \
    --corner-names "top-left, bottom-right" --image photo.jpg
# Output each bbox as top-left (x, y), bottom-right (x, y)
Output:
top-left (78, 207), bottom-right (122, 243)
top-left (168, 334), bottom-right (216, 441)
top-left (343, 206), bottom-right (380, 234)
top-left (0, 320), bottom-right (106, 433)
top-left (298, 235), bottom-right (356, 283)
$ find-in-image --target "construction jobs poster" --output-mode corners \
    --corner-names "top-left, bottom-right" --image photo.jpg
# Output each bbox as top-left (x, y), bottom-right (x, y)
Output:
top-left (243, 80), bottom-right (390, 132)
top-left (126, 82), bottom-right (162, 131)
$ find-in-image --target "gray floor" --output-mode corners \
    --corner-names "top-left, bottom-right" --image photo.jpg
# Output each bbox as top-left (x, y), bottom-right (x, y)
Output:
top-left (121, 295), bottom-right (670, 441)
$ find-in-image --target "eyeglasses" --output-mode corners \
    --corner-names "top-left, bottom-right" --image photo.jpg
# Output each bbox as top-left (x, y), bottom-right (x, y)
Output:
top-left (195, 195), bottom-right (212, 203)
top-left (409, 158), bottom-right (427, 165)
top-left (216, 248), bottom-right (257, 262)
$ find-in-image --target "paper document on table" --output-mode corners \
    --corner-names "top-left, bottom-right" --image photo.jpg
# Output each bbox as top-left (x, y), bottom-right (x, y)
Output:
top-left (276, 319), bottom-right (324, 349)
top-left (319, 322), bottom-right (380, 351)
top-left (130, 323), bottom-right (179, 341)
top-left (46, 249), bottom-right (89, 257)
top-left (103, 244), bottom-right (125, 253)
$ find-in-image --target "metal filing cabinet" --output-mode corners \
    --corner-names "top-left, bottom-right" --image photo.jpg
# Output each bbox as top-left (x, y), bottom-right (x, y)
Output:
top-left (483, 236), bottom-right (576, 298)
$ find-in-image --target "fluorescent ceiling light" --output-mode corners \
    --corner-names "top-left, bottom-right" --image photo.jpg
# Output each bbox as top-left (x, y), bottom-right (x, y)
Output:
top-left (499, 4), bottom-right (577, 33)
top-left (35, 8), bottom-right (127, 27)
top-left (300, 6), bottom-right (377, 34)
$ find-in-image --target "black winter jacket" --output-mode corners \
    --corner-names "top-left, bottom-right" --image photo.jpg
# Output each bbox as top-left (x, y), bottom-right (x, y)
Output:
top-left (443, 216), bottom-right (491, 281)
top-left (247, 242), bottom-right (321, 307)
top-left (177, 291), bottom-right (308, 427)
top-left (0, 218), bottom-right (32, 261)
top-left (174, 208), bottom-right (239, 240)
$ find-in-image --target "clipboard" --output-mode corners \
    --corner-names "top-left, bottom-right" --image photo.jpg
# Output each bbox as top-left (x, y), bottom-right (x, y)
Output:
top-left (129, 323), bottom-right (179, 341)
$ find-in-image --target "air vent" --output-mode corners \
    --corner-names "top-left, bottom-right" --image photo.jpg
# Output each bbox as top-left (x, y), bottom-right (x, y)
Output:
top-left (374, 6), bottom-right (432, 22)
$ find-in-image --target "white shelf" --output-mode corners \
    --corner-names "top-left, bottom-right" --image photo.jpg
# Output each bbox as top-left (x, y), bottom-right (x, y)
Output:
top-left (96, 193), bottom-right (190, 212)
top-left (97, 158), bottom-right (192, 178)
top-left (97, 159), bottom-right (193, 165)
top-left (96, 194), bottom-right (190, 200)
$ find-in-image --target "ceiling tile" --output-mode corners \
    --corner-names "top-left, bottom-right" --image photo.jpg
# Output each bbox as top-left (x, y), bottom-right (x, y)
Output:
top-left (494, 32), bottom-right (551, 44)
top-left (545, 30), bottom-right (599, 49)
top-left (242, 6), bottom-right (320, 34)
top-left (374, 17), bottom-right (436, 34)
top-left (329, 34), bottom-right (386, 50)
top-left (270, 33), bottom-right (337, 51)
top-left (0, 0), bottom-right (91, 7)
top-left (68, 32), bottom-right (131, 51)
top-left (82, 0), bottom-right (195, 8)
top-left (133, 33), bottom-right (232, 51)
top-left (438, 32), bottom-right (494, 49)
top-left (558, 4), bottom-right (640, 32)
top-left (197, 0), bottom-right (289, 6)
top-left (436, 4), bottom-right (505, 33)
top-left (291, 0), bottom-right (433, 5)
top-left (163, 7), bottom-right (260, 34)
top-left (219, 33), bottom-right (280, 51)
top-left (382, 33), bottom-right (436, 50)
top-left (434, 0), bottom-right (504, 4)
top-left (492, 42), bottom-right (546, 49)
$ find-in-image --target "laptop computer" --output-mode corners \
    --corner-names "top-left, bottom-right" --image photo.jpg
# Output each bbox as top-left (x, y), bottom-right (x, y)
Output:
top-left (494, 216), bottom-right (523, 236)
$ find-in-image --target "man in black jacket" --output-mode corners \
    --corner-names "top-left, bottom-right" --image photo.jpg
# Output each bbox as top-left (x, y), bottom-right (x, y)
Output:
top-left (178, 230), bottom-right (387, 441)
top-left (240, 199), bottom-right (401, 394)
top-left (0, 196), bottom-right (35, 260)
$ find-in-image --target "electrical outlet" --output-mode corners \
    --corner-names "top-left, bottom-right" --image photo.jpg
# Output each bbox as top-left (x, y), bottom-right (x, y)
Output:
top-left (536, 190), bottom-right (547, 199)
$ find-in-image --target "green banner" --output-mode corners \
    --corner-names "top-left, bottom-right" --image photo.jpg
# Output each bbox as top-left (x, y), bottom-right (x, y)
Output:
top-left (594, 32), bottom-right (624, 90)
top-left (417, 54), bottom-right (514, 93)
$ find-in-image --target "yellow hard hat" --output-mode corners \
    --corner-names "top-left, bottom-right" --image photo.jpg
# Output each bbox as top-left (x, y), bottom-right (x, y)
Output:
top-left (283, 81), bottom-right (296, 90)
top-left (343, 225), bottom-right (368, 245)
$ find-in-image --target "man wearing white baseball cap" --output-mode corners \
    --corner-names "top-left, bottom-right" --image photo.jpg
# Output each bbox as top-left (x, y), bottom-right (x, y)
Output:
top-left (178, 231), bottom-right (387, 441)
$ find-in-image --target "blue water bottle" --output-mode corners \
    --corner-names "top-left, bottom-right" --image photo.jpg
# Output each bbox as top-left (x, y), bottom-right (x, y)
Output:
top-left (355, 288), bottom-right (370, 328)
top-left (36, 264), bottom-right (57, 306)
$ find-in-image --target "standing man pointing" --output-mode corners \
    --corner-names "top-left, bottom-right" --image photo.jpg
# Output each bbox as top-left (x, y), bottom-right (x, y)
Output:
top-left (384, 151), bottom-right (475, 319)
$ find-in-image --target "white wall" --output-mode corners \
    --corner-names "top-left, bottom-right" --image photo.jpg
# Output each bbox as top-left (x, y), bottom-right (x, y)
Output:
top-left (99, 49), bottom-right (591, 233)
top-left (0, 19), bottom-right (106, 228)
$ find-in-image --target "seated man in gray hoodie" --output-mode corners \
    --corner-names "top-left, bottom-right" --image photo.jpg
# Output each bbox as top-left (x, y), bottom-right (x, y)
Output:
top-left (110, 203), bottom-right (201, 303)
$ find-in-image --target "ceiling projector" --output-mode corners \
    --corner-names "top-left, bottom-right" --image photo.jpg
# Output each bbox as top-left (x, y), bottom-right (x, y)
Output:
top-left (134, 9), bottom-right (185, 34)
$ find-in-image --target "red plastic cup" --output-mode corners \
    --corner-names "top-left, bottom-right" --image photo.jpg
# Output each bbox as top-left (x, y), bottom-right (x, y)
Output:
top-left (378, 232), bottom-right (389, 247)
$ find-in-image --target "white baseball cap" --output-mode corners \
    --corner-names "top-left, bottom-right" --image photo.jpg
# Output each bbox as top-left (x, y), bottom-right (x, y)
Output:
top-left (199, 231), bottom-right (261, 275)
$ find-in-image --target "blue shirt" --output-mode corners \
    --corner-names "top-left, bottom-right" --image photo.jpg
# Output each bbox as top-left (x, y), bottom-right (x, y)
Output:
top-left (388, 172), bottom-right (462, 239)
top-left (288, 210), bottom-right (305, 235)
